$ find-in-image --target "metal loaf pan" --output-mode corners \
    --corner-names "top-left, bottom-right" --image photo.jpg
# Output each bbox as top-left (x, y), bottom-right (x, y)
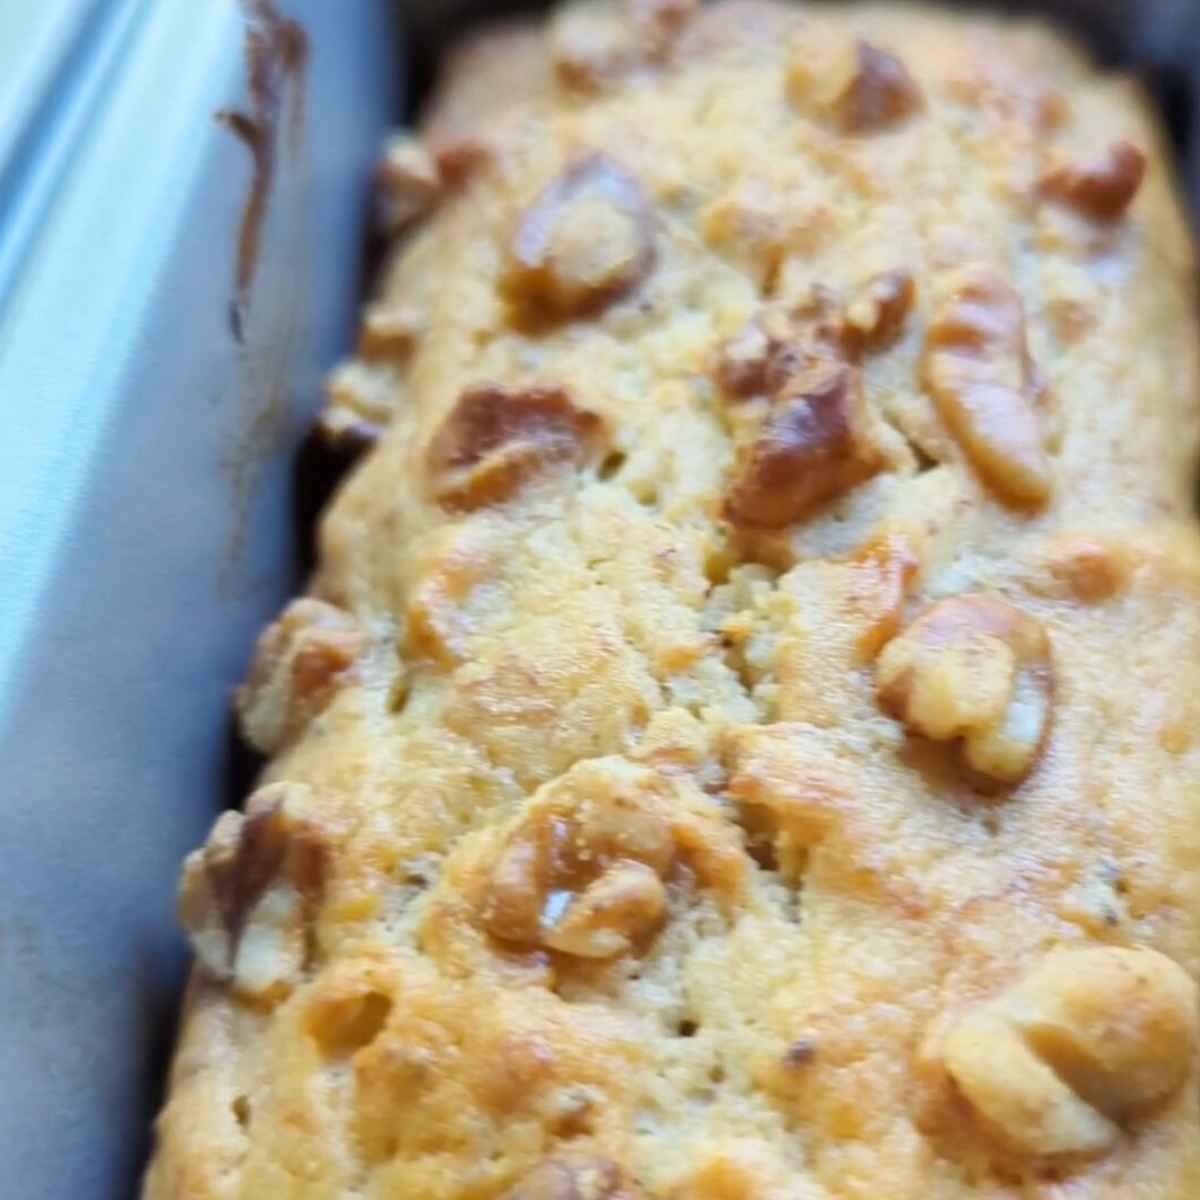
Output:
top-left (0, 3), bottom-right (398, 1197)
top-left (0, 3), bottom-right (1196, 1199)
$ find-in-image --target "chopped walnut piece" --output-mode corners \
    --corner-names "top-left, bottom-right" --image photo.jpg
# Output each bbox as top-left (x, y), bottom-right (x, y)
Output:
top-left (430, 134), bottom-right (495, 188)
top-left (935, 947), bottom-right (1198, 1158)
top-left (376, 133), bottom-right (441, 233)
top-left (550, 2), bottom-right (638, 91)
top-left (923, 264), bottom-right (1052, 506)
top-left (237, 598), bottom-right (365, 755)
top-left (843, 269), bottom-right (914, 351)
top-left (839, 41), bottom-right (923, 132)
top-left (320, 359), bottom-right (402, 451)
top-left (505, 154), bottom-right (655, 319)
top-left (787, 33), bottom-right (922, 133)
top-left (479, 758), bottom-right (745, 959)
top-left (725, 360), bottom-right (883, 528)
top-left (541, 859), bottom-right (667, 958)
top-left (714, 318), bottom-right (774, 398)
top-left (1041, 141), bottom-right (1146, 221)
top-left (847, 533), bottom-right (920, 659)
top-left (426, 384), bottom-right (605, 510)
top-left (877, 593), bottom-right (1052, 783)
top-left (502, 1157), bottom-right (642, 1200)
top-left (551, 0), bottom-right (696, 90)
top-left (357, 301), bottom-right (426, 363)
top-left (406, 522), bottom-right (496, 666)
top-left (178, 782), bottom-right (330, 1000)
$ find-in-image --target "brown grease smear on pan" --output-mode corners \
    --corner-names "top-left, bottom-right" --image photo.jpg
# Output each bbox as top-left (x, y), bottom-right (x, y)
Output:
top-left (218, 0), bottom-right (308, 344)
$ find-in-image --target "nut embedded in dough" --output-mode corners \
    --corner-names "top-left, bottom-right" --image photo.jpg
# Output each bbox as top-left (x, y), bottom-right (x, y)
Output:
top-left (550, 2), bottom-right (639, 90)
top-left (505, 153), bottom-right (656, 319)
top-left (937, 946), bottom-right (1199, 1157)
top-left (787, 32), bottom-right (922, 133)
top-left (843, 269), bottom-right (915, 352)
top-left (426, 383), bottom-right (606, 510)
top-left (357, 300), bottom-right (427, 363)
top-left (377, 133), bottom-right (441, 233)
top-left (478, 758), bottom-right (743, 958)
top-left (875, 593), bottom-right (1052, 783)
top-left (724, 359), bottom-right (883, 528)
top-left (178, 782), bottom-right (330, 1000)
top-left (923, 264), bottom-right (1052, 506)
top-left (1041, 141), bottom-right (1146, 221)
top-left (713, 317), bottom-right (774, 399)
top-left (320, 359), bottom-right (403, 450)
top-left (540, 859), bottom-right (668, 958)
top-left (237, 598), bottom-right (365, 755)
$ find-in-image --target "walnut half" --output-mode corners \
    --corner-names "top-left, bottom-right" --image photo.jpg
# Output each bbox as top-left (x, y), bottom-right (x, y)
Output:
top-left (876, 593), bottom-right (1052, 783)
top-left (1041, 141), bottom-right (1146, 221)
top-left (376, 133), bottom-right (441, 234)
top-left (843, 269), bottom-right (914, 352)
top-left (178, 782), bottom-right (330, 1001)
top-left (724, 359), bottom-right (884, 528)
top-left (426, 383), bottom-right (605, 511)
top-left (787, 33), bottom-right (922, 133)
top-left (478, 758), bottom-right (745, 960)
top-left (237, 599), bottom-right (365, 755)
top-left (932, 947), bottom-right (1198, 1158)
top-left (923, 265), bottom-right (1052, 507)
top-left (505, 153), bottom-right (656, 320)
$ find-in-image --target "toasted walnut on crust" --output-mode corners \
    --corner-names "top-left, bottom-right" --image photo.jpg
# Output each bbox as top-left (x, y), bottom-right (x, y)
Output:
top-left (502, 1157), bottom-right (643, 1200)
top-left (713, 316), bottom-right (776, 399)
top-left (550, 2), bottom-right (640, 91)
top-left (927, 947), bottom-right (1198, 1158)
top-left (715, 275), bottom-right (913, 403)
top-left (876, 593), bottom-right (1052, 783)
top-left (237, 598), bottom-right (365, 755)
top-left (178, 782), bottom-right (330, 1001)
top-left (427, 383), bottom-right (606, 510)
top-left (787, 31), bottom-right (922, 133)
top-left (1041, 141), bottom-right (1146, 221)
top-left (357, 300), bottom-right (427, 364)
top-left (923, 264), bottom-right (1052, 506)
top-left (842, 269), bottom-right (915, 352)
top-left (505, 154), bottom-right (656, 319)
top-left (725, 359), bottom-right (885, 528)
top-left (478, 758), bottom-right (747, 959)
top-left (405, 523), bottom-right (497, 665)
top-left (377, 133), bottom-right (441, 234)
top-left (320, 358), bottom-right (405, 450)
top-left (551, 0), bottom-right (697, 90)
top-left (847, 533), bottom-right (921, 659)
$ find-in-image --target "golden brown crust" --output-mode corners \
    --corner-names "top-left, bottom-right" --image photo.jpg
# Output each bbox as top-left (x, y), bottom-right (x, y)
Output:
top-left (149, 3), bottom-right (1200, 1198)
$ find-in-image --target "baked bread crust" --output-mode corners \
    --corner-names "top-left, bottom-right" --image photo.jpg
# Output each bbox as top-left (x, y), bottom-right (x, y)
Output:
top-left (145, 3), bottom-right (1200, 1197)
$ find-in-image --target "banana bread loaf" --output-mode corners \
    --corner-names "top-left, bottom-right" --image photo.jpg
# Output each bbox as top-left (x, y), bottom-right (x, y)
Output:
top-left (144, 2), bottom-right (1200, 1197)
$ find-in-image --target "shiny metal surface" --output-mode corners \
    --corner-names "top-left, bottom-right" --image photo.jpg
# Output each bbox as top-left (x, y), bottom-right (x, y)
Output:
top-left (0, 3), bottom-right (398, 1196)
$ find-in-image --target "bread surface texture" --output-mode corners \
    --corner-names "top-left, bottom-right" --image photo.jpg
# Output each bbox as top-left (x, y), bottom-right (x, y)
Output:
top-left (144, 2), bottom-right (1200, 1197)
